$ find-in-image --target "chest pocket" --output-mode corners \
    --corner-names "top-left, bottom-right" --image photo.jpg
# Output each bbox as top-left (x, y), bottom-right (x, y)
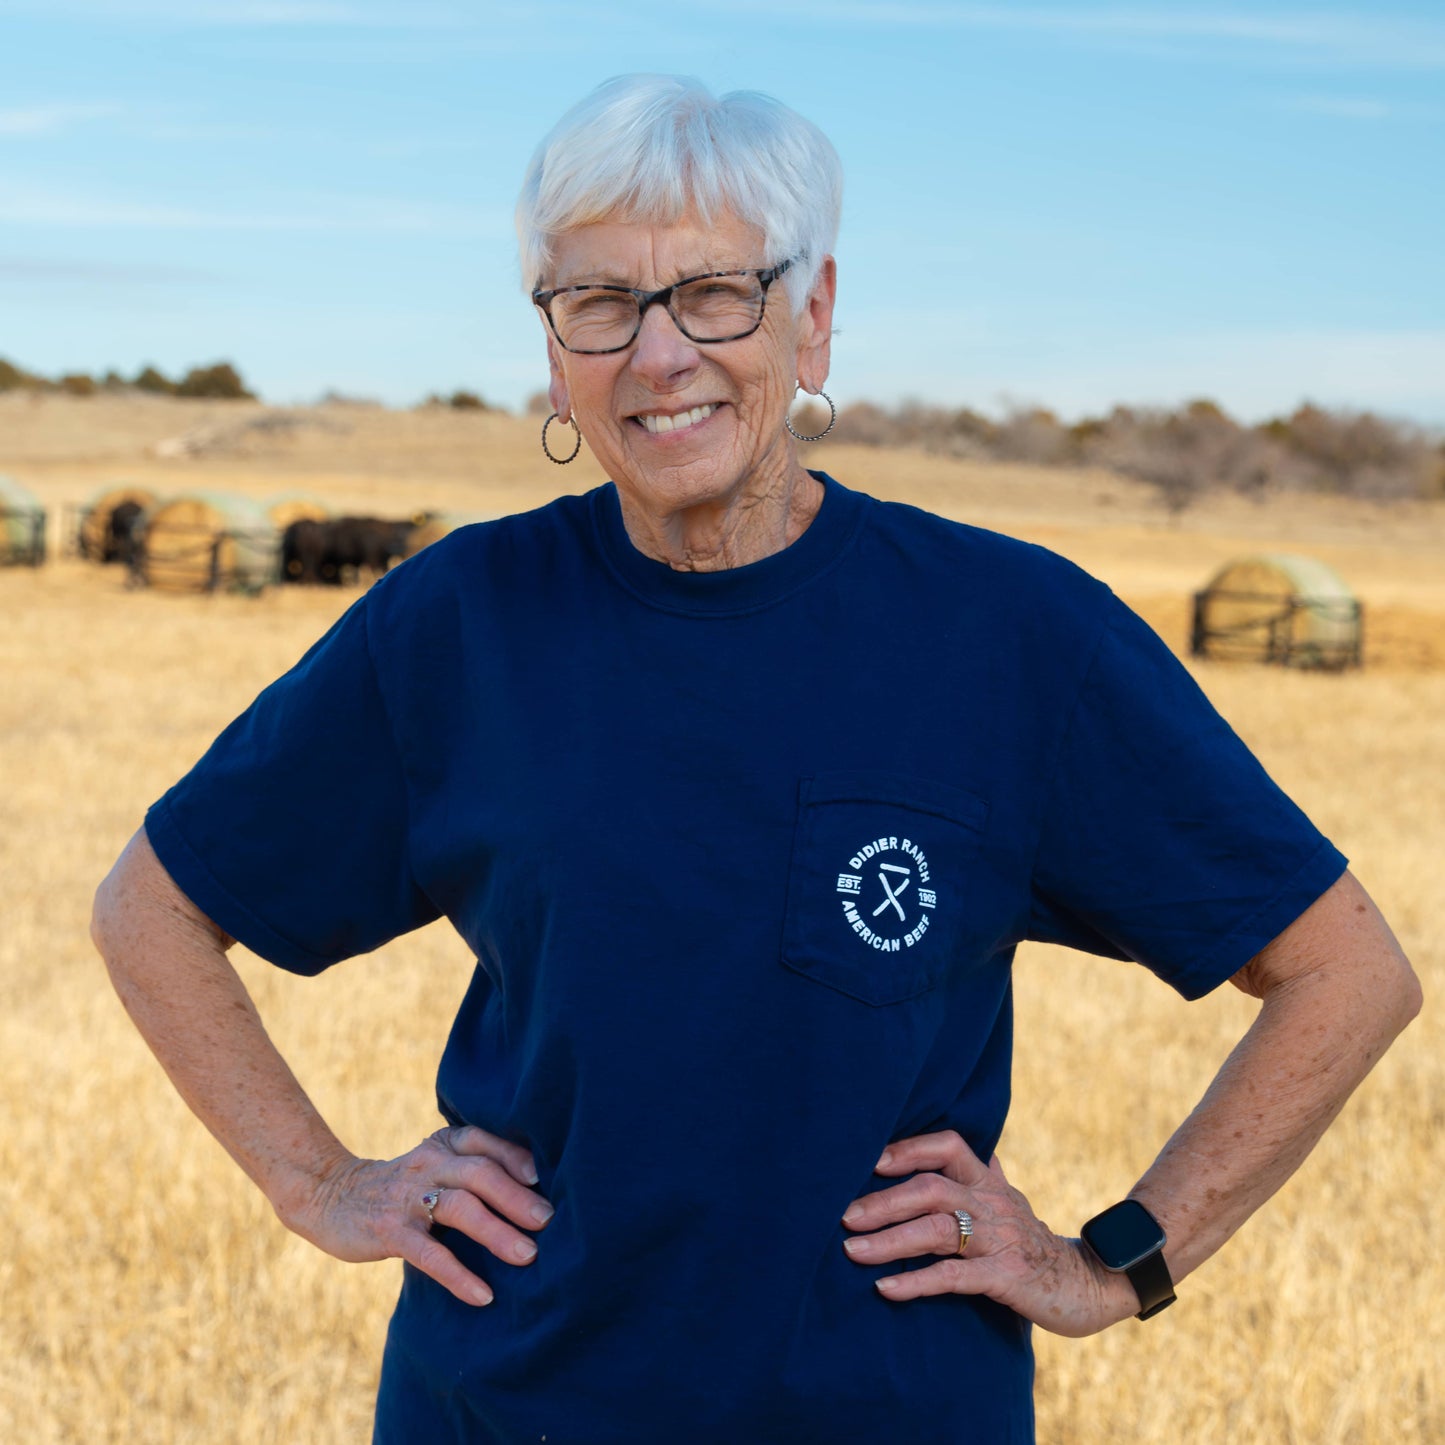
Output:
top-left (780, 772), bottom-right (989, 1006)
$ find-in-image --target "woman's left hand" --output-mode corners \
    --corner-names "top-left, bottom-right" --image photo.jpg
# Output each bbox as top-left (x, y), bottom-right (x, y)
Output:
top-left (840, 1130), bottom-right (1137, 1338)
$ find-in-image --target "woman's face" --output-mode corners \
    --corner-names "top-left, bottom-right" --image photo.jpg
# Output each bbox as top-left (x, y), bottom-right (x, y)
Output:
top-left (540, 210), bottom-right (834, 517)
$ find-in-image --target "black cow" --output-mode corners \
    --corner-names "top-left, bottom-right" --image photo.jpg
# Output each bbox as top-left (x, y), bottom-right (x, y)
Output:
top-left (282, 518), bottom-right (337, 585)
top-left (82, 499), bottom-right (144, 563)
top-left (281, 515), bottom-right (423, 586)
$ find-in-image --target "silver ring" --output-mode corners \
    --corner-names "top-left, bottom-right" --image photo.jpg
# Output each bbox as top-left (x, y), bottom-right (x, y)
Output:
top-left (421, 1188), bottom-right (442, 1226)
top-left (953, 1209), bottom-right (974, 1256)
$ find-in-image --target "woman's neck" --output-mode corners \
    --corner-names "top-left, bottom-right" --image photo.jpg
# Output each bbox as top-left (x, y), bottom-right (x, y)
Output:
top-left (616, 461), bottom-right (824, 573)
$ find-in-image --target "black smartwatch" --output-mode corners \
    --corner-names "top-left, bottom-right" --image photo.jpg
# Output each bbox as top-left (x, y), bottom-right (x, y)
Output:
top-left (1080, 1199), bottom-right (1176, 1320)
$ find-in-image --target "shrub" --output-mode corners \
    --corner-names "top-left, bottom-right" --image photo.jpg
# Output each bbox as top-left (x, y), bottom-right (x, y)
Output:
top-left (61, 373), bottom-right (97, 397)
top-left (993, 406), bottom-right (1073, 466)
top-left (0, 356), bottom-right (45, 392)
top-left (133, 365), bottom-right (177, 395)
top-left (176, 361), bottom-right (254, 400)
top-left (816, 394), bottom-right (1439, 509)
top-left (448, 390), bottom-right (488, 411)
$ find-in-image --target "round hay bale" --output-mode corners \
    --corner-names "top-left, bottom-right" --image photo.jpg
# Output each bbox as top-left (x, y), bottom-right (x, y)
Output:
top-left (140, 492), bottom-right (278, 594)
top-left (78, 482), bottom-right (161, 562)
top-left (1193, 553), bottom-right (1361, 669)
top-left (266, 493), bottom-right (331, 530)
top-left (0, 474), bottom-right (46, 565)
top-left (403, 511), bottom-right (490, 558)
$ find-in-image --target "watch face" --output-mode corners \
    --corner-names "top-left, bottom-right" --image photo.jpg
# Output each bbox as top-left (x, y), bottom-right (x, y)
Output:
top-left (1082, 1199), bottom-right (1167, 1271)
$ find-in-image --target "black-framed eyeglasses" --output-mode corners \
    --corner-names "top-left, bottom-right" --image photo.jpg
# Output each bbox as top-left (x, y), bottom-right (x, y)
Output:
top-left (532, 258), bottom-right (794, 355)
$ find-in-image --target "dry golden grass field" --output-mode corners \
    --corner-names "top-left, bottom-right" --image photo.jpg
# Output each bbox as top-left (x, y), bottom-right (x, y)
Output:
top-left (3, 394), bottom-right (1442, 1442)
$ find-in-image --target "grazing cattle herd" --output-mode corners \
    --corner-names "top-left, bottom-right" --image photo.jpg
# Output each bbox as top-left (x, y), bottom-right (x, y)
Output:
top-left (281, 515), bottom-right (423, 586)
top-left (1, 480), bottom-right (447, 592)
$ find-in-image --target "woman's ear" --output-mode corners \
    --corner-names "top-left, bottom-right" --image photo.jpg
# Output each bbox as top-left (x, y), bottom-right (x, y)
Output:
top-left (546, 333), bottom-right (571, 423)
top-left (794, 255), bottom-right (837, 397)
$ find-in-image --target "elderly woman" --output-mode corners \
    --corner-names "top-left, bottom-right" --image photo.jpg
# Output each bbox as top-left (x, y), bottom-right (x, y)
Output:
top-left (93, 76), bottom-right (1418, 1443)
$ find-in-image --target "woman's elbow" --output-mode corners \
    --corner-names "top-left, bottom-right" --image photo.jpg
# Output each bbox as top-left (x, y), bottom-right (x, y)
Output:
top-left (90, 855), bottom-right (127, 970)
top-left (1391, 953), bottom-right (1424, 1033)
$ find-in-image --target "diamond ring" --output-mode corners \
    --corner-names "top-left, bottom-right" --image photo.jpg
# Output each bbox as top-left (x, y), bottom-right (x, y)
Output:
top-left (953, 1209), bottom-right (974, 1256)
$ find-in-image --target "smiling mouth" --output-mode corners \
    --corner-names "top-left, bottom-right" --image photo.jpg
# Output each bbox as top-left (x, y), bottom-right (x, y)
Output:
top-left (635, 403), bottom-right (718, 435)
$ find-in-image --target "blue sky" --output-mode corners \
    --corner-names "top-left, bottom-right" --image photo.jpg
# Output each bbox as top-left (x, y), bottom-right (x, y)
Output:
top-left (2, 1), bottom-right (1442, 423)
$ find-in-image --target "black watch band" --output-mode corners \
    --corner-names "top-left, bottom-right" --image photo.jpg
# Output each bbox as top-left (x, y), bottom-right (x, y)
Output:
top-left (1123, 1248), bottom-right (1176, 1320)
top-left (1080, 1199), bottom-right (1177, 1321)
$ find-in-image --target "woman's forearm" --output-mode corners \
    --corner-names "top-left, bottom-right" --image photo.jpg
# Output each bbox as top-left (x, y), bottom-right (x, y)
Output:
top-left (93, 829), bottom-right (561, 1306)
top-left (91, 827), bottom-right (354, 1227)
top-left (1129, 871), bottom-right (1421, 1284)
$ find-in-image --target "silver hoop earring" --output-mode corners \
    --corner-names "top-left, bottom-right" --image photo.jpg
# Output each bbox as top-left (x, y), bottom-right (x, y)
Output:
top-left (785, 390), bottom-right (836, 443)
top-left (541, 412), bottom-right (582, 464)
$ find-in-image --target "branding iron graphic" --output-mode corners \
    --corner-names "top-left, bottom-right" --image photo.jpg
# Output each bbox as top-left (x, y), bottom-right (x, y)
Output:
top-left (835, 835), bottom-right (938, 952)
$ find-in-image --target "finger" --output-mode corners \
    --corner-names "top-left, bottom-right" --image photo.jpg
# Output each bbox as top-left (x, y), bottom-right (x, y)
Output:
top-left (842, 1211), bottom-right (965, 1265)
top-left (439, 1125), bottom-right (540, 1186)
top-left (874, 1130), bottom-right (988, 1186)
top-left (449, 1153), bottom-right (555, 1233)
top-left (843, 1172), bottom-right (962, 1232)
top-left (430, 1186), bottom-right (542, 1266)
top-left (400, 1229), bottom-right (495, 1308)
top-left (874, 1256), bottom-right (996, 1303)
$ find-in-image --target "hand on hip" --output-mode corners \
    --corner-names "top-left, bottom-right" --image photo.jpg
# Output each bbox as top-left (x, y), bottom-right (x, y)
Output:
top-left (840, 1129), bottom-right (1134, 1337)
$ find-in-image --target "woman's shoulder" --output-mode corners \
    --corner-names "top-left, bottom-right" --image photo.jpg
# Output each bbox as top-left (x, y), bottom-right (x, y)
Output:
top-left (369, 489), bottom-right (599, 592)
top-left (349, 490), bottom-right (603, 659)
top-left (857, 487), bottom-right (1114, 611)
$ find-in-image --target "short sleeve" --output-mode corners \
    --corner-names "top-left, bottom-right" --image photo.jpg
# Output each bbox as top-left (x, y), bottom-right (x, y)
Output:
top-left (144, 596), bottom-right (440, 975)
top-left (1028, 600), bottom-right (1347, 999)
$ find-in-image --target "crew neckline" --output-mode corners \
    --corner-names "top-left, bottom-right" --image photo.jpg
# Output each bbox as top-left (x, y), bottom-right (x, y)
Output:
top-left (591, 470), bottom-right (866, 617)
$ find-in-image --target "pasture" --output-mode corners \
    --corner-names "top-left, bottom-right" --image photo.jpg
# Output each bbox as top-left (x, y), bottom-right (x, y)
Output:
top-left (2, 395), bottom-right (1442, 1442)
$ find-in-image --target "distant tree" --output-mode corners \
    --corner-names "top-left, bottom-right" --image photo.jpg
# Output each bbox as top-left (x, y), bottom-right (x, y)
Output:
top-left (1182, 397), bottom-right (1229, 425)
top-left (448, 390), bottom-right (489, 411)
top-left (832, 400), bottom-right (898, 447)
top-left (176, 361), bottom-right (254, 400)
top-left (525, 390), bottom-right (553, 416)
top-left (133, 364), bottom-right (177, 395)
top-left (60, 372), bottom-right (97, 396)
top-left (1264, 403), bottom-right (1437, 499)
top-left (993, 406), bottom-right (1072, 465)
top-left (0, 356), bottom-right (45, 391)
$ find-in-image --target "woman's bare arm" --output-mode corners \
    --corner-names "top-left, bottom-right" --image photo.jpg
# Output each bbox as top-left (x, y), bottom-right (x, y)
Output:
top-left (91, 827), bottom-right (552, 1306)
top-left (1130, 869), bottom-right (1422, 1282)
top-left (841, 870), bottom-right (1422, 1332)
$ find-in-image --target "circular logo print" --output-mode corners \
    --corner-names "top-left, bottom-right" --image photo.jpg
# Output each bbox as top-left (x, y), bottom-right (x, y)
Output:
top-left (834, 834), bottom-right (938, 952)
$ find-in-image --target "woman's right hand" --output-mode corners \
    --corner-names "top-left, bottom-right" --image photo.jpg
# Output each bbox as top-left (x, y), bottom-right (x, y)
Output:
top-left (284, 1125), bottom-right (553, 1306)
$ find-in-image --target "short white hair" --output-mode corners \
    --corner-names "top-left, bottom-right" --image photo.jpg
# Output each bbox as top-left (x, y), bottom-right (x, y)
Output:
top-left (516, 74), bottom-right (842, 313)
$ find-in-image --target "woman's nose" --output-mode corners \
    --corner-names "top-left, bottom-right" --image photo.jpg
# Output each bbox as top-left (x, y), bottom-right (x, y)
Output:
top-left (629, 299), bottom-right (700, 384)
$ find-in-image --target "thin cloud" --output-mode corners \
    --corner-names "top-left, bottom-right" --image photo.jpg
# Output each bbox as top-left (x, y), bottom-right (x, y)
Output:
top-left (1281, 95), bottom-right (1392, 119)
top-left (727, 3), bottom-right (1445, 70)
top-left (5, 1), bottom-right (527, 27)
top-left (19, 0), bottom-right (1445, 66)
top-left (0, 257), bottom-right (218, 283)
top-left (0, 104), bottom-right (120, 136)
top-left (1277, 95), bottom-right (1440, 121)
top-left (0, 184), bottom-right (506, 236)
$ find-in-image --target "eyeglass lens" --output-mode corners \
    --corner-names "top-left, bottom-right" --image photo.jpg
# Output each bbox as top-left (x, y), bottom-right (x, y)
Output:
top-left (550, 274), bottom-right (768, 352)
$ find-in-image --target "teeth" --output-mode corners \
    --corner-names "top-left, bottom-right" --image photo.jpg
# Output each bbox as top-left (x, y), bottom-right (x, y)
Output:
top-left (640, 403), bottom-right (715, 435)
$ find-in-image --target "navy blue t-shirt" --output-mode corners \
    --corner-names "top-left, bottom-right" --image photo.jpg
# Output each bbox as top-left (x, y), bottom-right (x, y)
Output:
top-left (146, 474), bottom-right (1345, 1444)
